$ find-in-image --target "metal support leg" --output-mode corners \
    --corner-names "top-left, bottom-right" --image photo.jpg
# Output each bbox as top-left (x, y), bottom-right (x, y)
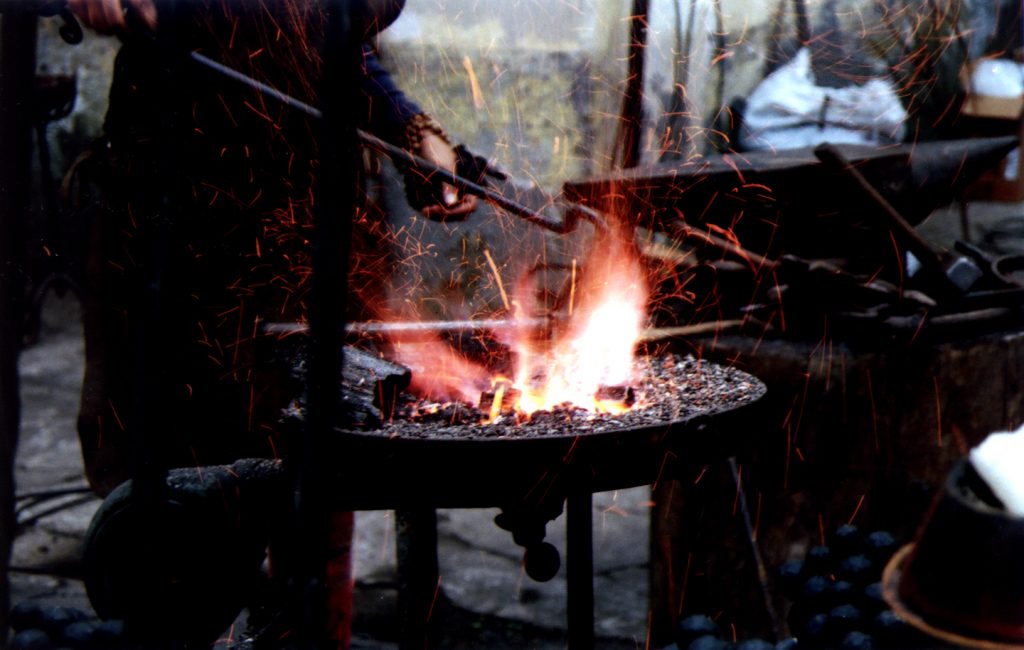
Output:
top-left (566, 491), bottom-right (594, 650)
top-left (298, 1), bottom-right (363, 645)
top-left (396, 507), bottom-right (440, 650)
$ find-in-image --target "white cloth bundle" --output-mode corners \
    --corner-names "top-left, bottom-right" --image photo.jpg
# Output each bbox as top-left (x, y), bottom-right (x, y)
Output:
top-left (969, 422), bottom-right (1024, 517)
top-left (739, 48), bottom-right (907, 151)
top-left (970, 59), bottom-right (1024, 98)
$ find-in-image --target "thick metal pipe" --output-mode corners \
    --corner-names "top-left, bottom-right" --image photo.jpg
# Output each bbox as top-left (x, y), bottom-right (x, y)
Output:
top-left (127, 0), bottom-right (181, 528)
top-left (294, 0), bottom-right (364, 645)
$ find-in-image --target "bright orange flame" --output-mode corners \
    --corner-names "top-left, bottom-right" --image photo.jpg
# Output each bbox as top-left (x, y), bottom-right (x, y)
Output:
top-left (510, 224), bottom-right (648, 417)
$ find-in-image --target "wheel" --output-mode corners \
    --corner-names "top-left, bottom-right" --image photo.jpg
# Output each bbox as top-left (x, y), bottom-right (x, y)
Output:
top-left (524, 542), bottom-right (561, 582)
top-left (82, 479), bottom-right (267, 645)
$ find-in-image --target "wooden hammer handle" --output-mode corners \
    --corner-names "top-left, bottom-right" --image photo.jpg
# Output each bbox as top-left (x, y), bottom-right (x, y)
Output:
top-left (814, 143), bottom-right (949, 283)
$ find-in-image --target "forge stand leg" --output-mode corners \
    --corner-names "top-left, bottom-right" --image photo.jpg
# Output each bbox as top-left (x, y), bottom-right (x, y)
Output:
top-left (396, 507), bottom-right (440, 650)
top-left (566, 492), bottom-right (594, 650)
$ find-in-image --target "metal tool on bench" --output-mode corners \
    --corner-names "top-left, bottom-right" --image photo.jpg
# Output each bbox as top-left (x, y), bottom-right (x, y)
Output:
top-left (680, 226), bottom-right (935, 307)
top-left (814, 143), bottom-right (984, 301)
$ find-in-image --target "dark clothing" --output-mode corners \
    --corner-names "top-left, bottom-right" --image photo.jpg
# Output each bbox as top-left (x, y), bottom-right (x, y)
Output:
top-left (79, 0), bottom-right (420, 495)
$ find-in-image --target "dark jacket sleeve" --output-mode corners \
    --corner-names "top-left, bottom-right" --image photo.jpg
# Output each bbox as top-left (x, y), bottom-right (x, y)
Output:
top-left (359, 45), bottom-right (424, 146)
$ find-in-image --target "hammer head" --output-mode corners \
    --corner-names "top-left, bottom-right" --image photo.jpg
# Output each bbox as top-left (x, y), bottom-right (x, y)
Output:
top-left (946, 256), bottom-right (984, 293)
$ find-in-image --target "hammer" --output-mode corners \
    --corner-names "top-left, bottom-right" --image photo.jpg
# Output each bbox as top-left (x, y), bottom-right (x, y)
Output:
top-left (814, 143), bottom-right (982, 301)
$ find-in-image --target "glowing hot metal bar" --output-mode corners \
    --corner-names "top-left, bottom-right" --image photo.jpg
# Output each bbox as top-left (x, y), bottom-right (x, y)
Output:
top-left (265, 317), bottom-right (555, 338)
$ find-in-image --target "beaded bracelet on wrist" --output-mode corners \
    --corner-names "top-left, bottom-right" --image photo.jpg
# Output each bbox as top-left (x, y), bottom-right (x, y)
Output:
top-left (403, 113), bottom-right (451, 153)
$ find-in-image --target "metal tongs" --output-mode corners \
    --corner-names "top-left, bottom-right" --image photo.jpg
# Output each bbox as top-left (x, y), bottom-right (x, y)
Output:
top-left (188, 51), bottom-right (607, 234)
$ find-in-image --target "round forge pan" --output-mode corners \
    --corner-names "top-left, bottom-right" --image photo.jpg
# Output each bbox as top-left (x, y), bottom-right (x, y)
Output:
top-left (324, 356), bottom-right (766, 511)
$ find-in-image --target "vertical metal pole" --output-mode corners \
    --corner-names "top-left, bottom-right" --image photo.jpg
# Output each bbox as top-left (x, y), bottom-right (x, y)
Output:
top-left (129, 0), bottom-right (181, 512)
top-left (0, 7), bottom-right (37, 642)
top-left (297, 0), bottom-right (363, 645)
top-left (792, 0), bottom-right (810, 45)
top-left (566, 491), bottom-right (594, 650)
top-left (615, 0), bottom-right (648, 169)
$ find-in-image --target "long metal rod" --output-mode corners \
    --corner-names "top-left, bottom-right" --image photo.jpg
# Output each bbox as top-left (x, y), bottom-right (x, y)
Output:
top-left (265, 318), bottom-right (745, 342)
top-left (101, 0), bottom-right (605, 234)
top-left (266, 317), bottom-right (745, 343)
top-left (264, 318), bottom-right (551, 337)
top-left (188, 50), bottom-right (606, 234)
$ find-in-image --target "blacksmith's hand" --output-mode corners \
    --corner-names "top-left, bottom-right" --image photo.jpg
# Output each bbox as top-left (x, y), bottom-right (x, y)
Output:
top-left (418, 131), bottom-right (478, 220)
top-left (68, 0), bottom-right (156, 35)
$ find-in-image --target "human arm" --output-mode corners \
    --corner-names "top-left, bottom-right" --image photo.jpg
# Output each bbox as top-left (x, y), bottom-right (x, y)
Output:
top-left (360, 47), bottom-right (477, 218)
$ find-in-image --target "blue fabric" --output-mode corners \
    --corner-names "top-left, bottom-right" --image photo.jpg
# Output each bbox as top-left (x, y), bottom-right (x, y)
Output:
top-left (360, 45), bottom-right (423, 145)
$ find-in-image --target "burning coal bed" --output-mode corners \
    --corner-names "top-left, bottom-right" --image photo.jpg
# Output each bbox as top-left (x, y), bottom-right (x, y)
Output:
top-left (379, 354), bottom-right (762, 440)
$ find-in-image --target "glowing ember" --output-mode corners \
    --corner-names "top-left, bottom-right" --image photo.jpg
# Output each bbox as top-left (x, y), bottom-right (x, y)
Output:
top-left (385, 354), bottom-right (763, 440)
